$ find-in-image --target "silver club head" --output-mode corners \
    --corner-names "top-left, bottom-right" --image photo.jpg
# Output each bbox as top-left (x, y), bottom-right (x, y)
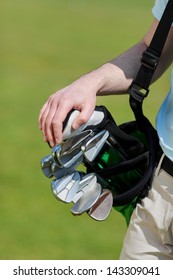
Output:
top-left (82, 130), bottom-right (109, 162)
top-left (40, 154), bottom-right (54, 178)
top-left (71, 182), bottom-right (102, 215)
top-left (72, 173), bottom-right (97, 203)
top-left (52, 144), bottom-right (62, 167)
top-left (60, 150), bottom-right (83, 169)
top-left (59, 130), bottom-right (93, 168)
top-left (88, 189), bottom-right (113, 221)
top-left (51, 161), bottom-right (62, 178)
top-left (51, 161), bottom-right (79, 180)
top-left (51, 171), bottom-right (81, 203)
top-left (62, 130), bottom-right (93, 153)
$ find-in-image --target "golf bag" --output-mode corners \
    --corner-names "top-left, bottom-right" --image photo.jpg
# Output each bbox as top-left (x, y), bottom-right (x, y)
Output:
top-left (79, 105), bottom-right (161, 224)
top-left (40, 104), bottom-right (161, 224)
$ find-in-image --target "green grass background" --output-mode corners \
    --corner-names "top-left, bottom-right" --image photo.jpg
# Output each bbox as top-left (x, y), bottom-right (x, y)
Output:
top-left (0, 0), bottom-right (171, 260)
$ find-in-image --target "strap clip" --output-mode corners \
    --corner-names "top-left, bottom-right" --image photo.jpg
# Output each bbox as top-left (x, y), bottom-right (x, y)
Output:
top-left (141, 49), bottom-right (159, 70)
top-left (128, 83), bottom-right (149, 103)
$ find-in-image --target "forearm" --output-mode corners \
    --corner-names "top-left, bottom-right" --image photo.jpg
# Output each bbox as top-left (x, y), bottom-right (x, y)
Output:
top-left (80, 29), bottom-right (173, 97)
top-left (79, 40), bottom-right (147, 97)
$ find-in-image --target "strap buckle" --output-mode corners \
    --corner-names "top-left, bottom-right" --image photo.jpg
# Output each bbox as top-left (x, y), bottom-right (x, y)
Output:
top-left (141, 49), bottom-right (159, 70)
top-left (128, 83), bottom-right (149, 103)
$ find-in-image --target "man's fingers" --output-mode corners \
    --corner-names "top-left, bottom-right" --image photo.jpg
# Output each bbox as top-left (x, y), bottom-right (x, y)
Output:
top-left (39, 96), bottom-right (60, 146)
top-left (38, 101), bottom-right (49, 130)
top-left (72, 104), bottom-right (95, 130)
top-left (51, 104), bottom-right (74, 144)
top-left (38, 86), bottom-right (97, 147)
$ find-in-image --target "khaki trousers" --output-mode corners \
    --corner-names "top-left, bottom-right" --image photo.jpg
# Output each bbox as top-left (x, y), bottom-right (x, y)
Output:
top-left (120, 154), bottom-right (173, 260)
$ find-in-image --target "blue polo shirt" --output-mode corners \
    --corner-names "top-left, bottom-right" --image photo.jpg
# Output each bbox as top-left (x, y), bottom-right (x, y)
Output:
top-left (152, 0), bottom-right (173, 161)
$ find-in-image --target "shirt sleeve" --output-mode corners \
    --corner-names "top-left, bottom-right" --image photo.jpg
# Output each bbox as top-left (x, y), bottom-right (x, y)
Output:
top-left (152, 0), bottom-right (168, 20)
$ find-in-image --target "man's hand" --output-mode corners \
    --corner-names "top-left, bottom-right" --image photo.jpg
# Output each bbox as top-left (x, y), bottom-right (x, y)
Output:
top-left (38, 77), bottom-right (97, 147)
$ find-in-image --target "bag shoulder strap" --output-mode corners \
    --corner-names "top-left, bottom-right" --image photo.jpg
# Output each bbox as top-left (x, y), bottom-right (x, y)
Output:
top-left (128, 0), bottom-right (173, 160)
top-left (129, 0), bottom-right (173, 103)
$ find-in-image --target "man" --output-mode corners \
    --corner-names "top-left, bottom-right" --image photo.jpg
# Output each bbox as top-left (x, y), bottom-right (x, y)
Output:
top-left (39, 0), bottom-right (173, 259)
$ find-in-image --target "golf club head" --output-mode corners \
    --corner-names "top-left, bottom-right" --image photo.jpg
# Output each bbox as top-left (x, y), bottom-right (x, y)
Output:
top-left (88, 189), bottom-right (113, 221)
top-left (71, 182), bottom-right (102, 215)
top-left (52, 144), bottom-right (62, 167)
top-left (62, 130), bottom-right (93, 153)
top-left (59, 130), bottom-right (93, 168)
top-left (62, 109), bottom-right (105, 140)
top-left (72, 173), bottom-right (97, 203)
top-left (51, 161), bottom-right (82, 180)
top-left (40, 154), bottom-right (54, 178)
top-left (52, 145), bottom-right (83, 169)
top-left (51, 171), bottom-right (81, 203)
top-left (82, 130), bottom-right (109, 162)
top-left (51, 130), bottom-right (92, 169)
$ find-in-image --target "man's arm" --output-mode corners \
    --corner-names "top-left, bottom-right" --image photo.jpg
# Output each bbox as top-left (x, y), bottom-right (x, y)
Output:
top-left (98, 19), bottom-right (173, 95)
top-left (39, 19), bottom-right (173, 147)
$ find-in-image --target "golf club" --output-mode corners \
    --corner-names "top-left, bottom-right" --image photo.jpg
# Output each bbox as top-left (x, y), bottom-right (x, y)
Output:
top-left (72, 173), bottom-right (97, 203)
top-left (51, 161), bottom-right (83, 180)
top-left (51, 171), bottom-right (81, 203)
top-left (88, 189), bottom-right (113, 221)
top-left (41, 154), bottom-right (54, 178)
top-left (58, 130), bottom-right (93, 168)
top-left (81, 129), bottom-right (109, 162)
top-left (71, 182), bottom-right (102, 215)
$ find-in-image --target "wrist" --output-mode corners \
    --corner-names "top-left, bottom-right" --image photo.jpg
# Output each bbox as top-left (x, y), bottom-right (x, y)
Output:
top-left (81, 63), bottom-right (132, 96)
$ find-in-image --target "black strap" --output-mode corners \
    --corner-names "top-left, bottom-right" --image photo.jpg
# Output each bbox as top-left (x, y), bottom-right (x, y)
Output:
top-left (96, 152), bottom-right (150, 178)
top-left (129, 0), bottom-right (173, 102)
top-left (149, 0), bottom-right (173, 57)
